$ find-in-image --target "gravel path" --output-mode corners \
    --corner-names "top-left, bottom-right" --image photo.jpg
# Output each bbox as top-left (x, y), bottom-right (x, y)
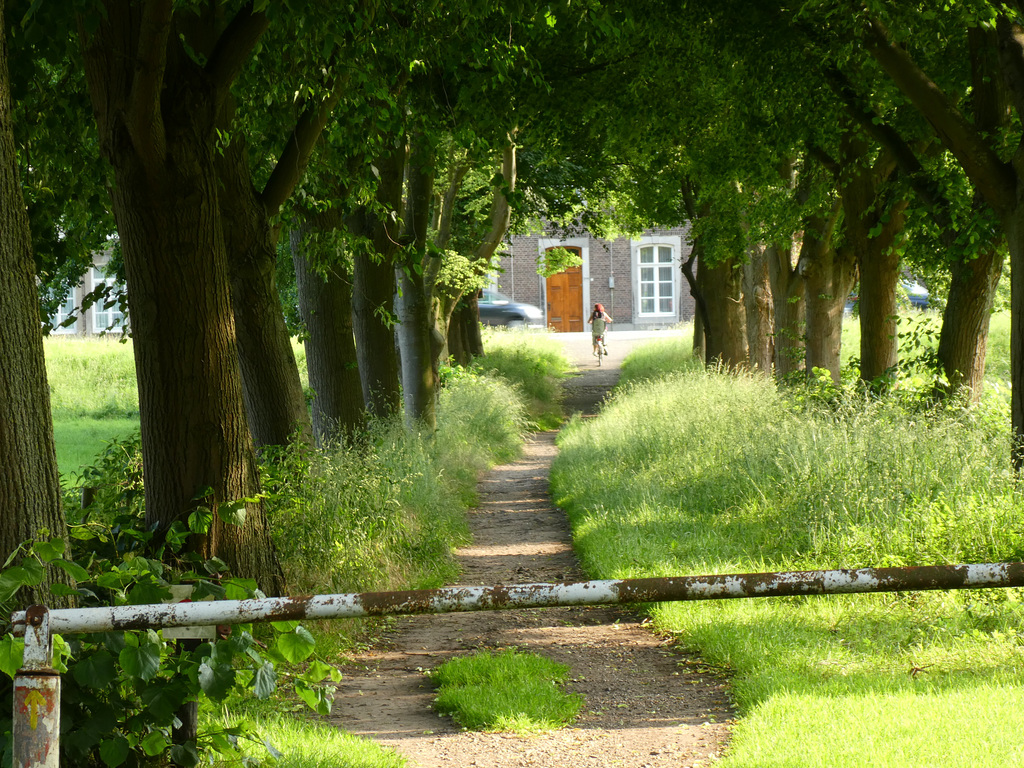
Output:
top-left (328, 331), bottom-right (734, 767)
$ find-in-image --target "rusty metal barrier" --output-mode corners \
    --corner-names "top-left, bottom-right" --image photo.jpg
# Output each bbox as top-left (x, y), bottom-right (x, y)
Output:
top-left (11, 561), bottom-right (1024, 767)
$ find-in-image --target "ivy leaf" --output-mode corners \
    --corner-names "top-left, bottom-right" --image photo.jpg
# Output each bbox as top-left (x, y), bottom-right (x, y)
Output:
top-left (303, 659), bottom-right (333, 683)
top-left (187, 507), bottom-right (212, 534)
top-left (72, 649), bottom-right (117, 688)
top-left (216, 501), bottom-right (247, 527)
top-left (51, 558), bottom-right (89, 581)
top-left (294, 679), bottom-right (331, 715)
top-left (140, 679), bottom-right (189, 722)
top-left (99, 736), bottom-right (130, 768)
top-left (0, 635), bottom-right (24, 678)
top-left (141, 730), bottom-right (168, 757)
top-left (31, 538), bottom-right (65, 562)
top-left (198, 661), bottom-right (235, 701)
top-left (6, 559), bottom-right (45, 587)
top-left (273, 626), bottom-right (316, 664)
top-left (170, 743), bottom-right (200, 768)
top-left (119, 642), bottom-right (161, 681)
top-left (252, 661), bottom-right (276, 699)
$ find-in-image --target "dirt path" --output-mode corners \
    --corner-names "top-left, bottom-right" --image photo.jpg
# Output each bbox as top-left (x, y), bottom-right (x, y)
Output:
top-left (329, 332), bottom-right (733, 767)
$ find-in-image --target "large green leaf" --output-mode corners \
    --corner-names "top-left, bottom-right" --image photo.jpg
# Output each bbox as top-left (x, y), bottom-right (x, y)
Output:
top-left (216, 500), bottom-right (247, 527)
top-left (170, 742), bottom-right (200, 768)
top-left (119, 642), bottom-right (161, 681)
top-left (198, 661), bottom-right (235, 701)
top-left (140, 730), bottom-right (168, 756)
top-left (252, 661), bottom-right (276, 699)
top-left (273, 626), bottom-right (316, 663)
top-left (0, 635), bottom-right (24, 678)
top-left (140, 679), bottom-right (189, 722)
top-left (99, 736), bottom-right (130, 768)
top-left (72, 649), bottom-right (117, 688)
top-left (51, 558), bottom-right (90, 581)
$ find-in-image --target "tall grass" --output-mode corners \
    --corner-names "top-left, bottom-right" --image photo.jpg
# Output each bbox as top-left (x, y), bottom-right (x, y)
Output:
top-left (267, 374), bottom-right (528, 595)
top-left (45, 336), bottom-right (139, 419)
top-left (477, 329), bottom-right (571, 428)
top-left (551, 367), bottom-right (1024, 767)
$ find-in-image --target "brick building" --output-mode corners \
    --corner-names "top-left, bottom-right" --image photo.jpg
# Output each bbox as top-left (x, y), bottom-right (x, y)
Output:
top-left (494, 226), bottom-right (695, 331)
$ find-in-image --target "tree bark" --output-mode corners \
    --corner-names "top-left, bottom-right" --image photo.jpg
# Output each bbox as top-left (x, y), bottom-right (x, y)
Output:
top-left (0, 6), bottom-right (72, 603)
top-left (702, 256), bottom-right (748, 368)
top-left (292, 228), bottom-right (364, 443)
top-left (79, 4), bottom-right (285, 594)
top-left (351, 144), bottom-right (405, 419)
top-left (768, 242), bottom-right (805, 379)
top-left (396, 133), bottom-right (439, 429)
top-left (938, 246), bottom-right (1004, 397)
top-left (743, 244), bottom-right (774, 374)
top-left (799, 202), bottom-right (853, 383)
top-left (218, 138), bottom-right (311, 448)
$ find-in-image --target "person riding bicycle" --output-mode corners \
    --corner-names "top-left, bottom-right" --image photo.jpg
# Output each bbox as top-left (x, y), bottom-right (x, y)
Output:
top-left (588, 303), bottom-right (612, 356)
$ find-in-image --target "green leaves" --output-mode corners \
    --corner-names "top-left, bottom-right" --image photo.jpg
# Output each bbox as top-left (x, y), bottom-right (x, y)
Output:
top-left (0, 635), bottom-right (24, 678)
top-left (118, 634), bottom-right (162, 681)
top-left (272, 625), bottom-right (316, 663)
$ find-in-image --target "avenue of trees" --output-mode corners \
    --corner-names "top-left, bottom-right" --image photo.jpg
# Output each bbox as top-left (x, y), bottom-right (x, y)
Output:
top-left (4, 1), bottom-right (1024, 598)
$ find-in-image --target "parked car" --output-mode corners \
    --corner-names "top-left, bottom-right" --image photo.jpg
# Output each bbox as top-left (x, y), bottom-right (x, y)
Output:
top-left (478, 289), bottom-right (544, 328)
top-left (903, 280), bottom-right (929, 309)
top-left (844, 280), bottom-right (930, 315)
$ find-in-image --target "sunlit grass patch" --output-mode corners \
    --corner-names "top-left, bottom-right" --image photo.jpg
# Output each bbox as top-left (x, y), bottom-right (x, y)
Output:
top-left (477, 329), bottom-right (571, 428)
top-left (551, 363), bottom-right (1024, 767)
top-left (210, 713), bottom-right (405, 768)
top-left (429, 649), bottom-right (583, 732)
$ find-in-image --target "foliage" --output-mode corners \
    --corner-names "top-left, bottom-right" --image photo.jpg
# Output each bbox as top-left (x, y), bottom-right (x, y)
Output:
top-left (429, 649), bottom-right (582, 732)
top-left (44, 337), bottom-right (139, 420)
top-left (475, 329), bottom-right (571, 429)
top-left (535, 246), bottom-right (583, 278)
top-left (263, 370), bottom-right (527, 595)
top-left (552, 360), bottom-right (1024, 767)
top-left (0, 453), bottom-right (337, 768)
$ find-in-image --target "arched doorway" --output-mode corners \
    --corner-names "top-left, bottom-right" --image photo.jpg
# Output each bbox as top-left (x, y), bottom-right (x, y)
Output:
top-left (545, 247), bottom-right (584, 332)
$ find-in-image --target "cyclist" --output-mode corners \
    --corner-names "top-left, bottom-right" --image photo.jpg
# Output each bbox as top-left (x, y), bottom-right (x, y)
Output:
top-left (588, 303), bottom-right (612, 357)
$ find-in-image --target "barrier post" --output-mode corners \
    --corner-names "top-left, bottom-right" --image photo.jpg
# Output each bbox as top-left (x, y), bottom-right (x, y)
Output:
top-left (12, 605), bottom-right (60, 768)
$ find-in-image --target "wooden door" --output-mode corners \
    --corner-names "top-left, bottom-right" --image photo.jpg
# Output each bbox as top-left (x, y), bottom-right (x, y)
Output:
top-left (546, 259), bottom-right (583, 332)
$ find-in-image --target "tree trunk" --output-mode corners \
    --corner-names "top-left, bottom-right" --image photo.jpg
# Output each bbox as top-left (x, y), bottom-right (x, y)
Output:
top-left (768, 243), bottom-right (805, 379)
top-left (351, 145), bottom-right (405, 419)
top-left (799, 202), bottom-right (855, 384)
top-left (79, 6), bottom-right (285, 594)
top-left (447, 301), bottom-right (471, 367)
top-left (396, 132), bottom-right (439, 429)
top-left (465, 292), bottom-right (485, 358)
top-left (937, 246), bottom-right (1003, 398)
top-left (702, 257), bottom-right (748, 368)
top-left (292, 229), bottom-right (364, 443)
top-left (218, 138), bottom-right (311, 448)
top-left (743, 244), bottom-right (774, 374)
top-left (0, 9), bottom-right (71, 603)
top-left (1005, 211), bottom-right (1024, 469)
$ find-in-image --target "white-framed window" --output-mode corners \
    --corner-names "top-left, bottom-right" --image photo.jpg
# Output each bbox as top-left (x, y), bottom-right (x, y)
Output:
top-left (637, 244), bottom-right (676, 315)
top-left (91, 267), bottom-right (127, 332)
top-left (49, 293), bottom-right (78, 334)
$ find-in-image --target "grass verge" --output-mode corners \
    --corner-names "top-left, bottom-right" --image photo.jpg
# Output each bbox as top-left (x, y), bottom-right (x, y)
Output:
top-left (477, 329), bottom-right (572, 429)
top-left (429, 649), bottom-right (583, 732)
top-left (551, 365), bottom-right (1024, 767)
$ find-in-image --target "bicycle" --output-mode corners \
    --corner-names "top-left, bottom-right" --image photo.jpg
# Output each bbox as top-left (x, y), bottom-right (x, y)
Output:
top-left (593, 334), bottom-right (607, 365)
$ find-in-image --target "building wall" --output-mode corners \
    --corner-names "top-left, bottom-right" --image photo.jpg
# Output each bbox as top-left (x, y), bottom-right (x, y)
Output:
top-left (499, 226), bottom-right (695, 331)
top-left (47, 252), bottom-right (127, 336)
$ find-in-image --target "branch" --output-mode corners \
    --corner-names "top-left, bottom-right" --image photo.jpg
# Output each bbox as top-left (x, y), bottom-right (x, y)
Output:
top-left (125, 0), bottom-right (172, 165)
top-left (825, 66), bottom-right (954, 238)
top-left (207, 3), bottom-right (269, 106)
top-left (473, 137), bottom-right (517, 263)
top-left (260, 72), bottom-right (350, 217)
top-left (863, 16), bottom-right (1016, 215)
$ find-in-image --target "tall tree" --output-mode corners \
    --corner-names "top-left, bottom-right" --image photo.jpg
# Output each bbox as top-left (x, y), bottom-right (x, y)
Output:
top-left (77, 3), bottom-right (284, 592)
top-left (0, 1), bottom-right (70, 600)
